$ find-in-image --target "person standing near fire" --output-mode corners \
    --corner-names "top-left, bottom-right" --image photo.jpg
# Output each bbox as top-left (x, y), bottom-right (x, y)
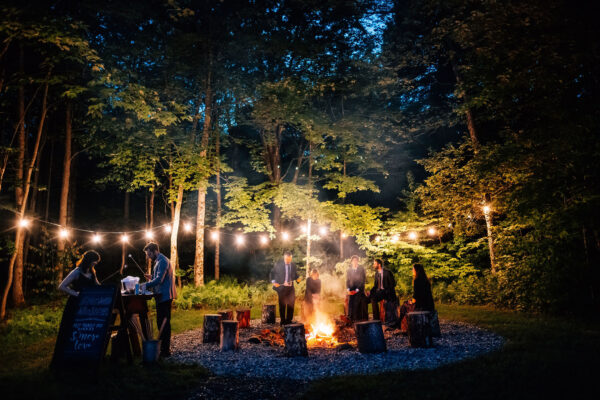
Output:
top-left (346, 255), bottom-right (368, 322)
top-left (271, 250), bottom-right (301, 325)
top-left (366, 258), bottom-right (397, 321)
top-left (303, 268), bottom-right (321, 321)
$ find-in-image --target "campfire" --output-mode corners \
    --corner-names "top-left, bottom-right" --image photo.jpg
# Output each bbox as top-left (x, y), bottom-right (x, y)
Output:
top-left (304, 310), bottom-right (340, 348)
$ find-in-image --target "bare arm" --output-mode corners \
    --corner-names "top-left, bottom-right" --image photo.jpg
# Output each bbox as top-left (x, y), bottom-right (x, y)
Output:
top-left (58, 269), bottom-right (80, 297)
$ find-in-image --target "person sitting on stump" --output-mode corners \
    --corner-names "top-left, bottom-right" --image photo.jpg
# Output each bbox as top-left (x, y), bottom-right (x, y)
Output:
top-left (398, 263), bottom-right (435, 325)
top-left (303, 269), bottom-right (321, 321)
top-left (366, 258), bottom-right (397, 321)
top-left (346, 255), bottom-right (368, 322)
top-left (270, 250), bottom-right (301, 325)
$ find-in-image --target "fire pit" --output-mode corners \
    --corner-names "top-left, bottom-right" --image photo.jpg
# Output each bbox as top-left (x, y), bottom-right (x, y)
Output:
top-left (169, 317), bottom-right (505, 381)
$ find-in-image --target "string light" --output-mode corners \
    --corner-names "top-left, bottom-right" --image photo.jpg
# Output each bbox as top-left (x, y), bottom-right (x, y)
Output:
top-left (391, 234), bottom-right (399, 243)
top-left (164, 224), bottom-right (172, 233)
top-left (92, 233), bottom-right (102, 244)
top-left (341, 232), bottom-right (347, 239)
top-left (483, 205), bottom-right (491, 214)
top-left (260, 235), bottom-right (269, 245)
top-left (145, 230), bottom-right (154, 240)
top-left (319, 226), bottom-right (328, 236)
top-left (428, 227), bottom-right (437, 236)
top-left (59, 228), bottom-right (69, 239)
top-left (18, 218), bottom-right (31, 228)
top-left (183, 222), bottom-right (192, 232)
top-left (211, 231), bottom-right (219, 241)
top-left (281, 231), bottom-right (290, 241)
top-left (235, 234), bottom-right (245, 245)
top-left (301, 225), bottom-right (308, 233)
top-left (375, 236), bottom-right (381, 243)
top-left (120, 234), bottom-right (129, 243)
top-left (408, 231), bottom-right (418, 240)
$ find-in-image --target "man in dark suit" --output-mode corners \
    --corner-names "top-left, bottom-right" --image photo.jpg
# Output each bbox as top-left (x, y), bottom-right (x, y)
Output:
top-left (270, 251), bottom-right (300, 325)
top-left (366, 258), bottom-right (397, 321)
top-left (346, 255), bottom-right (368, 322)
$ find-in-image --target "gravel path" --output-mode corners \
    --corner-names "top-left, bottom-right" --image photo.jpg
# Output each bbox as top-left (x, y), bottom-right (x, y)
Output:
top-left (169, 318), bottom-right (504, 381)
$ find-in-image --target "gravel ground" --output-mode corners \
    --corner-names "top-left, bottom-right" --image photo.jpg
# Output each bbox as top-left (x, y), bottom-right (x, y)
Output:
top-left (168, 318), bottom-right (504, 381)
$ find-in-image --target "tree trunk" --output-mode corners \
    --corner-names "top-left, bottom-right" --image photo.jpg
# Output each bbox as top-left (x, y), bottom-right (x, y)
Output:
top-left (202, 314), bottom-right (221, 343)
top-left (235, 309), bottom-right (251, 328)
top-left (284, 323), bottom-right (308, 357)
top-left (407, 311), bottom-right (434, 348)
top-left (484, 208), bottom-right (497, 274)
top-left (214, 129), bottom-right (221, 281)
top-left (57, 102), bottom-right (72, 284)
top-left (147, 187), bottom-right (155, 274)
top-left (170, 184), bottom-right (184, 282)
top-left (22, 137), bottom-right (45, 273)
top-left (1, 69), bottom-right (50, 320)
top-left (220, 320), bottom-right (239, 351)
top-left (261, 304), bottom-right (276, 323)
top-left (306, 218), bottom-right (311, 277)
top-left (355, 320), bottom-right (387, 353)
top-left (194, 64), bottom-right (213, 287)
top-left (44, 141), bottom-right (54, 221)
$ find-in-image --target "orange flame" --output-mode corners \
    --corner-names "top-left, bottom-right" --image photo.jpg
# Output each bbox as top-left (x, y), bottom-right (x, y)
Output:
top-left (305, 310), bottom-right (339, 347)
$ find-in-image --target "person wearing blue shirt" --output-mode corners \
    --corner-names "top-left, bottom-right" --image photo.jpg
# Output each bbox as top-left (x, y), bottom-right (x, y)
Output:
top-left (140, 242), bottom-right (177, 357)
top-left (270, 250), bottom-right (301, 325)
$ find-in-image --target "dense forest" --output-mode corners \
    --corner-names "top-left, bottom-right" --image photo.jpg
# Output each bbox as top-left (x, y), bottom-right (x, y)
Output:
top-left (1, 0), bottom-right (599, 319)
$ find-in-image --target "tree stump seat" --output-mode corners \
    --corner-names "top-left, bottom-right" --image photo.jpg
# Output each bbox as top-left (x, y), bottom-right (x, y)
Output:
top-left (202, 314), bottom-right (222, 343)
top-left (407, 311), bottom-right (433, 348)
top-left (262, 304), bottom-right (276, 324)
top-left (283, 323), bottom-right (308, 357)
top-left (220, 320), bottom-right (239, 351)
top-left (236, 309), bottom-right (251, 328)
top-left (354, 320), bottom-right (386, 353)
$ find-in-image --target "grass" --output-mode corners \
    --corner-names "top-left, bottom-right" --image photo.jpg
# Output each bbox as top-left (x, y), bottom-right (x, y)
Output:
top-left (302, 304), bottom-right (600, 399)
top-left (3, 300), bottom-right (599, 399)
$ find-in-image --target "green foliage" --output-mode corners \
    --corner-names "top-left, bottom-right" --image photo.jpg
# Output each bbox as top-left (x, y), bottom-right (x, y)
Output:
top-left (173, 277), bottom-right (276, 310)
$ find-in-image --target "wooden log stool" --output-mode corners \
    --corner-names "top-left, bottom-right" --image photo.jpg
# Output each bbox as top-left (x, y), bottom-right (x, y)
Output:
top-left (218, 309), bottom-right (234, 321)
top-left (202, 314), bottom-right (222, 343)
top-left (262, 304), bottom-right (276, 324)
top-left (283, 323), bottom-right (308, 357)
top-left (407, 311), bottom-right (433, 348)
top-left (354, 320), bottom-right (387, 353)
top-left (236, 309), bottom-right (251, 328)
top-left (220, 320), bottom-right (239, 351)
top-left (430, 310), bottom-right (441, 337)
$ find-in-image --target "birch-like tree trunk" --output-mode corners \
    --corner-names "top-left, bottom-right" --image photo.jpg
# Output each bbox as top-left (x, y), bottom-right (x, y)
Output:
top-left (56, 102), bottom-right (72, 283)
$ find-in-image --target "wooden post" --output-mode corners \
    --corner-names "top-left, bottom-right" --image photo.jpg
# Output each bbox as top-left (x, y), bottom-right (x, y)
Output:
top-left (407, 311), bottom-right (433, 348)
top-left (354, 320), bottom-right (386, 354)
top-left (218, 310), bottom-right (233, 321)
top-left (430, 310), bottom-right (441, 337)
top-left (283, 323), bottom-right (308, 357)
top-left (236, 309), bottom-right (251, 328)
top-left (220, 320), bottom-right (239, 351)
top-left (262, 304), bottom-right (276, 324)
top-left (202, 314), bottom-right (221, 343)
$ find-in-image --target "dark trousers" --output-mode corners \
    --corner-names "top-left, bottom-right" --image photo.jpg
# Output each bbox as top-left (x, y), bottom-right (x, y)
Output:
top-left (348, 291), bottom-right (368, 322)
top-left (277, 286), bottom-right (295, 324)
top-left (156, 300), bottom-right (172, 354)
top-left (370, 290), bottom-right (394, 321)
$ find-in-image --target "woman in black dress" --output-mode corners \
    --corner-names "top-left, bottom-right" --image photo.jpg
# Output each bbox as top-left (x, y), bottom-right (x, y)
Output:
top-left (58, 250), bottom-right (101, 298)
top-left (304, 269), bottom-right (321, 321)
top-left (398, 263), bottom-right (435, 324)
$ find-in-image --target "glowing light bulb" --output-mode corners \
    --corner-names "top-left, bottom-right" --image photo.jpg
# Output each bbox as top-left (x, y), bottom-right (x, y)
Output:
top-left (18, 218), bottom-right (31, 228)
top-left (408, 231), bottom-right (417, 240)
top-left (483, 205), bottom-right (491, 214)
top-left (211, 231), bottom-right (219, 241)
top-left (374, 236), bottom-right (381, 243)
top-left (145, 230), bottom-right (154, 240)
top-left (281, 231), bottom-right (290, 241)
top-left (319, 226), bottom-right (328, 236)
top-left (260, 235), bottom-right (269, 245)
top-left (391, 234), bottom-right (399, 243)
top-left (183, 222), bottom-right (192, 232)
top-left (341, 232), bottom-right (347, 239)
top-left (428, 227), bottom-right (437, 236)
top-left (164, 224), bottom-right (172, 233)
top-left (301, 225), bottom-right (308, 233)
top-left (121, 234), bottom-right (129, 243)
top-left (235, 234), bottom-right (245, 245)
top-left (59, 228), bottom-right (69, 239)
top-left (92, 234), bottom-right (102, 244)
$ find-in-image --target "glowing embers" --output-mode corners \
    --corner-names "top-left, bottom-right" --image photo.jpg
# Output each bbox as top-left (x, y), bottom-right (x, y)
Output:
top-left (305, 311), bottom-right (339, 348)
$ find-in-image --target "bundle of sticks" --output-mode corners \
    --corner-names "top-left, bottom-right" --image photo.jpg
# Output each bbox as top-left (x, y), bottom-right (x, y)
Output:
top-left (130, 315), bottom-right (167, 342)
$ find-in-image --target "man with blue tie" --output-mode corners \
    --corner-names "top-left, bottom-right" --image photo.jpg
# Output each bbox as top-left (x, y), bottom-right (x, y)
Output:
top-left (270, 251), bottom-right (300, 325)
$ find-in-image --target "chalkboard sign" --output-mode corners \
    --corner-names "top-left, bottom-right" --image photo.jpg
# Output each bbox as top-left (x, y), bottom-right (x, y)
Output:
top-left (51, 285), bottom-right (117, 370)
